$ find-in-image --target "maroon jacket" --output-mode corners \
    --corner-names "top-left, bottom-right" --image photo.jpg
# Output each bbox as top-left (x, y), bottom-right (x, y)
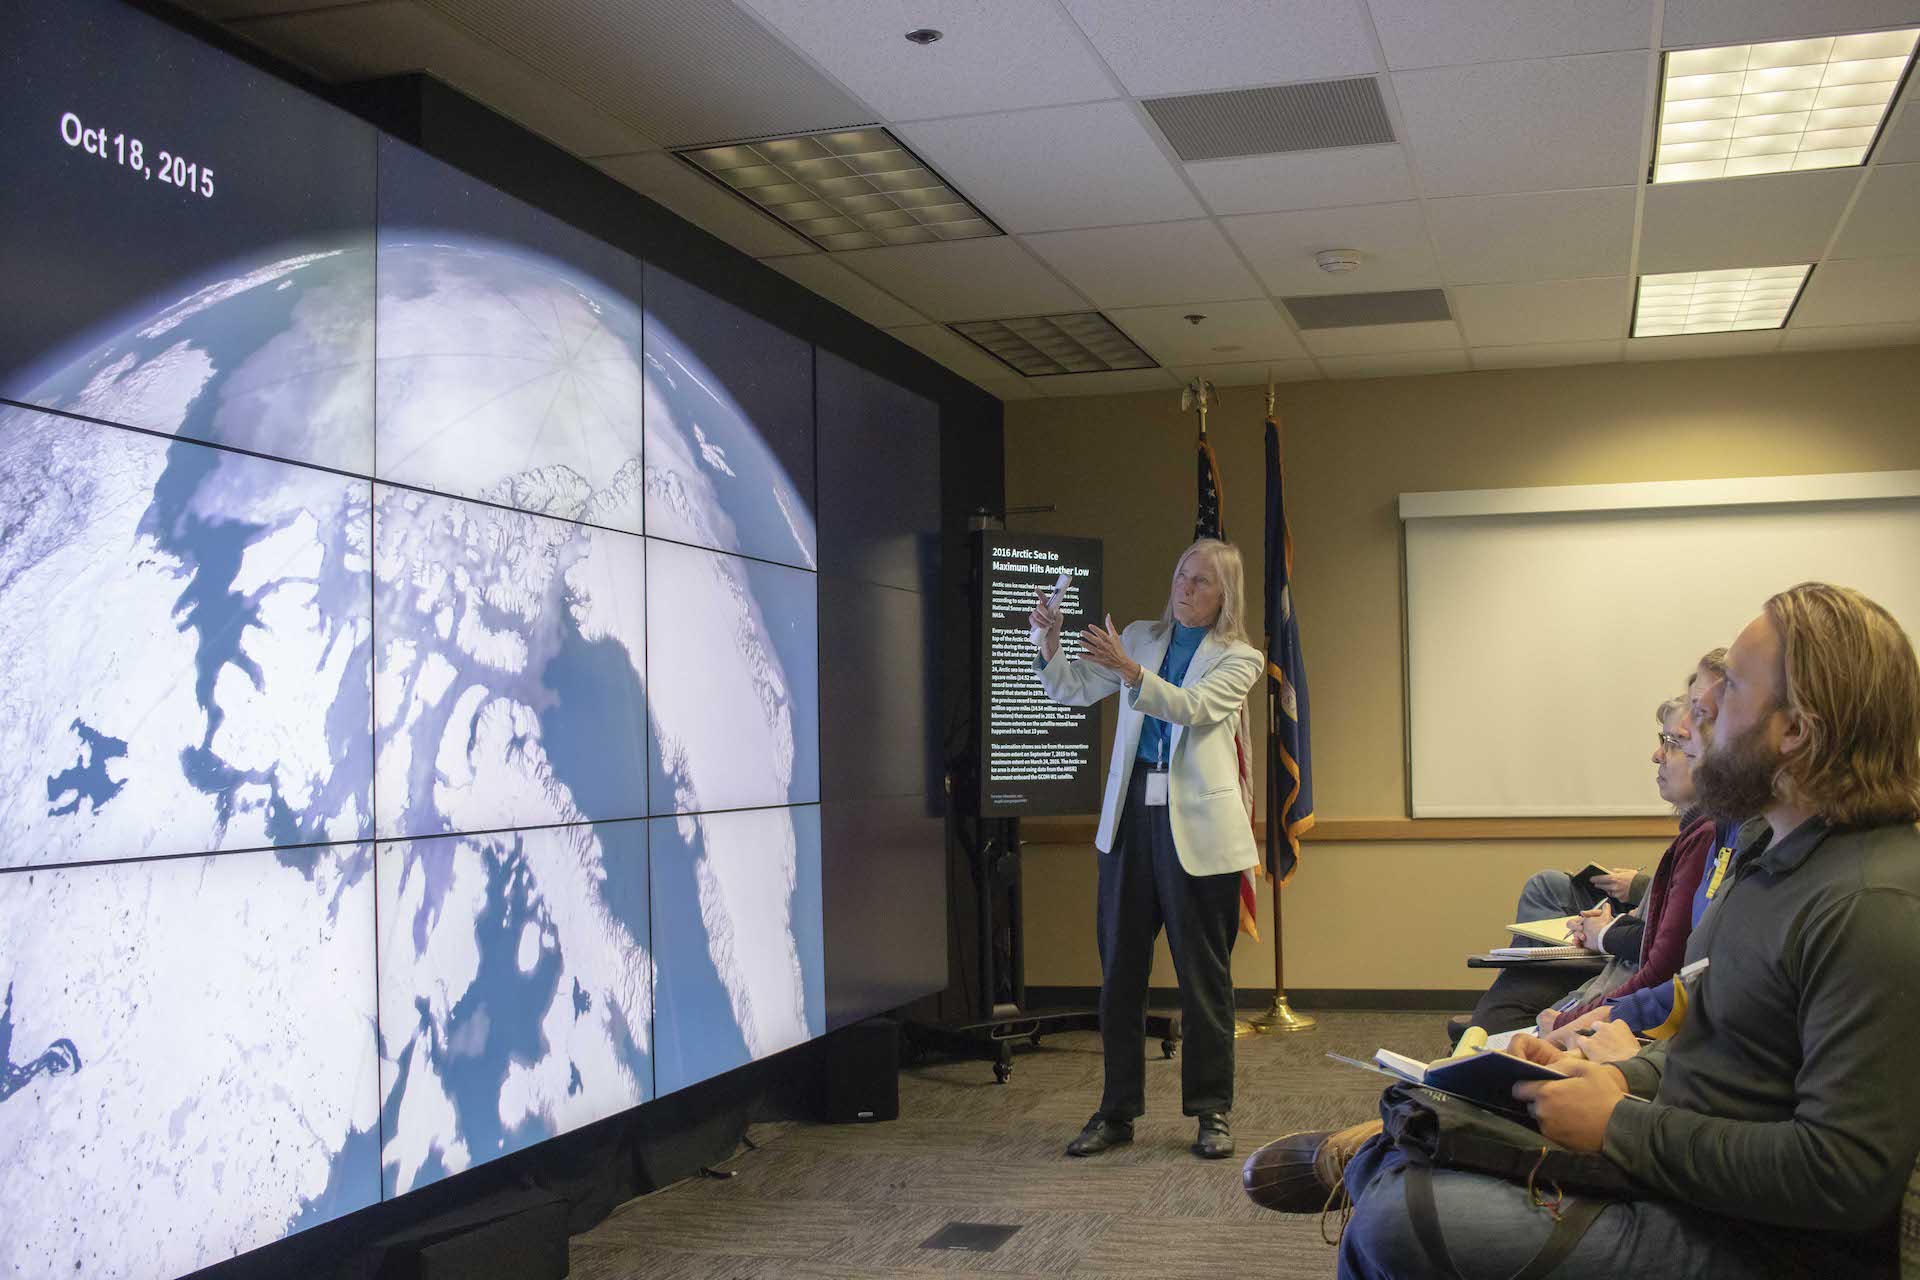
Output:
top-left (1563, 814), bottom-right (1715, 1021)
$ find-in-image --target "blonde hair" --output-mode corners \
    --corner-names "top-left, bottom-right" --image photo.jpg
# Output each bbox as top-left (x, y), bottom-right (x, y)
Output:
top-left (1158, 538), bottom-right (1249, 645)
top-left (1764, 582), bottom-right (1920, 826)
top-left (1692, 647), bottom-right (1729, 683)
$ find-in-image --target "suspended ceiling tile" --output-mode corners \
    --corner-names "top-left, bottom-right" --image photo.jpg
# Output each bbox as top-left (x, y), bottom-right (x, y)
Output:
top-left (1878, 106), bottom-right (1920, 165)
top-left (1059, 0), bottom-right (1380, 97)
top-left (1106, 299), bottom-right (1308, 365)
top-left (733, 0), bottom-right (1118, 119)
top-left (1637, 170), bottom-right (1860, 273)
top-left (1392, 52), bottom-right (1651, 197)
top-left (1222, 201), bottom-right (1437, 295)
top-left (1470, 340), bottom-right (1626, 369)
top-left (1031, 368), bottom-right (1185, 397)
top-left (1791, 255), bottom-right (1920, 326)
top-left (898, 102), bottom-right (1204, 233)
top-left (1425, 187), bottom-right (1638, 285)
top-left (1625, 331), bottom-right (1784, 360)
top-left (1022, 221), bottom-right (1265, 309)
top-left (417, 0), bottom-right (873, 146)
top-left (1318, 349), bottom-right (1472, 379)
top-left (1185, 145), bottom-right (1416, 216)
top-left (1166, 359), bottom-right (1323, 385)
top-left (1366, 0), bottom-right (1654, 71)
top-left (1779, 322), bottom-right (1920, 350)
top-left (763, 254), bottom-right (926, 328)
top-left (1299, 319), bottom-right (1465, 356)
top-left (977, 378), bottom-right (1048, 400)
top-left (235, 1), bottom-right (658, 158)
top-left (1661, 0), bottom-right (1920, 47)
top-left (884, 324), bottom-right (1023, 383)
top-left (1829, 163), bottom-right (1920, 260)
top-left (836, 237), bottom-right (1088, 321)
top-left (593, 152), bottom-right (817, 257)
top-left (1451, 277), bottom-right (1632, 346)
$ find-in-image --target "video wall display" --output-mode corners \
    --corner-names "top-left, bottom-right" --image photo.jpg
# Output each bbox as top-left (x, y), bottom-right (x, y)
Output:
top-left (374, 136), bottom-right (645, 530)
top-left (376, 821), bottom-right (654, 1197)
top-left (0, 1), bottom-right (866, 1274)
top-left (0, 844), bottom-right (381, 1280)
top-left (0, 0), bottom-right (375, 472)
top-left (642, 264), bottom-right (816, 570)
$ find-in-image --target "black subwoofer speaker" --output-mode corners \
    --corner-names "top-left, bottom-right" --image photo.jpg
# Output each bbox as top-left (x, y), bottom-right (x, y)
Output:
top-left (410, 1194), bottom-right (568, 1280)
top-left (824, 1016), bottom-right (900, 1123)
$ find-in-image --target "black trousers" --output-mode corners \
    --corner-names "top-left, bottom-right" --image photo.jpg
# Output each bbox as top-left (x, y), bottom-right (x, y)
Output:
top-left (1096, 769), bottom-right (1243, 1119)
top-left (1465, 964), bottom-right (1592, 1036)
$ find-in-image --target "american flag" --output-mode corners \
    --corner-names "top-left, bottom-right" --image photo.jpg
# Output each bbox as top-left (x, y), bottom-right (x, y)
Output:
top-left (1194, 435), bottom-right (1263, 940)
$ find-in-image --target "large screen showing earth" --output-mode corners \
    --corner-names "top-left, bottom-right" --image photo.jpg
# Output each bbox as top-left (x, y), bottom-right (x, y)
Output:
top-left (0, 3), bottom-right (830, 1275)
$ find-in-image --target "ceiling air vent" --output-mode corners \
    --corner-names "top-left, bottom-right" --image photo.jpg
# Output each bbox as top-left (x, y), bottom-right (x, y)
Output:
top-left (1143, 76), bottom-right (1395, 162)
top-left (1283, 289), bottom-right (1453, 329)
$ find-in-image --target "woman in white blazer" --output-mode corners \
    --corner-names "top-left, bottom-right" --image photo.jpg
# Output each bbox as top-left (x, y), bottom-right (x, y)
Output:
top-left (1030, 537), bottom-right (1262, 1161)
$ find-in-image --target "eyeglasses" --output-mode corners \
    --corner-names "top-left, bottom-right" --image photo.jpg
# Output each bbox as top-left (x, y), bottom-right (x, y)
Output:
top-left (1656, 733), bottom-right (1687, 756)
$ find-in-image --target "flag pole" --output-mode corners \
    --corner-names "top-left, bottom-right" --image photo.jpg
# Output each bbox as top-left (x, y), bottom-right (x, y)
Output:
top-left (1246, 837), bottom-right (1316, 1032)
top-left (1245, 370), bottom-right (1315, 1034)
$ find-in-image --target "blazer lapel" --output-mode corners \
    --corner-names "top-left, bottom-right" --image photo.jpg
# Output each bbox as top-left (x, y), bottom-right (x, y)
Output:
top-left (1168, 632), bottom-right (1222, 760)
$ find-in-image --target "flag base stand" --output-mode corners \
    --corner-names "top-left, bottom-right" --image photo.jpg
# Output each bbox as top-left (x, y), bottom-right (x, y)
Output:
top-left (1239, 993), bottom-right (1317, 1035)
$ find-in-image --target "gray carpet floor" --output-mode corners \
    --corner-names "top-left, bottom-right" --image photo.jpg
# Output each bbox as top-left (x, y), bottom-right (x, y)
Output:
top-left (570, 1010), bottom-right (1449, 1279)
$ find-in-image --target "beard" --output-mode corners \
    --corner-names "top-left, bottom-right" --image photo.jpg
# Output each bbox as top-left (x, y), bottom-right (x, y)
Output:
top-left (1692, 717), bottom-right (1782, 823)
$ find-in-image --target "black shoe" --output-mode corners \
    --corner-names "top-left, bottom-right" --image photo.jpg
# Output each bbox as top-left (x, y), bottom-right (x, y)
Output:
top-left (1065, 1113), bottom-right (1134, 1157)
top-left (1193, 1111), bottom-right (1234, 1159)
top-left (1241, 1119), bottom-right (1382, 1212)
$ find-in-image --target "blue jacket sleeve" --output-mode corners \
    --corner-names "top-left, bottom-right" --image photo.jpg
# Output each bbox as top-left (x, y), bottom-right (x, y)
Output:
top-left (1607, 982), bottom-right (1673, 1035)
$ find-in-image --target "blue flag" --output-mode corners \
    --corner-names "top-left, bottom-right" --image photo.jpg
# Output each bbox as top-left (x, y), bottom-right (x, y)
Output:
top-left (1264, 414), bottom-right (1313, 881)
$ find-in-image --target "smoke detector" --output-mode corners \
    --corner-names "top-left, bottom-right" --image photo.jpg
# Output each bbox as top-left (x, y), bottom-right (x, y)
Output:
top-left (1315, 249), bottom-right (1363, 273)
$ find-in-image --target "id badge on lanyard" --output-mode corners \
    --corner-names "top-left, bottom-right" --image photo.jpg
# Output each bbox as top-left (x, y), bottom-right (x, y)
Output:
top-left (1145, 738), bottom-right (1169, 806)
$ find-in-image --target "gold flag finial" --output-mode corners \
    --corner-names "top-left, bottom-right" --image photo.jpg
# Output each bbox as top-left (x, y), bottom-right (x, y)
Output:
top-left (1265, 369), bottom-right (1276, 419)
top-left (1183, 376), bottom-right (1217, 440)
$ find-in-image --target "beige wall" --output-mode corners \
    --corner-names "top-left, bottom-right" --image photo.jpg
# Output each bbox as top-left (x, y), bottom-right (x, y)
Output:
top-left (1006, 345), bottom-right (1920, 994)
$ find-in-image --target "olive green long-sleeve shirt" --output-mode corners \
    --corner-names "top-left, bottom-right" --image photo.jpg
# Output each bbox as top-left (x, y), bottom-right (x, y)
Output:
top-left (1602, 816), bottom-right (1920, 1266)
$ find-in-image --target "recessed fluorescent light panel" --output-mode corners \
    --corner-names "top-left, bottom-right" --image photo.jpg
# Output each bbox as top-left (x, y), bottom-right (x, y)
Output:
top-left (949, 314), bottom-right (1158, 377)
top-left (1632, 266), bottom-right (1811, 336)
top-left (1654, 29), bottom-right (1918, 182)
top-left (676, 128), bottom-right (1001, 251)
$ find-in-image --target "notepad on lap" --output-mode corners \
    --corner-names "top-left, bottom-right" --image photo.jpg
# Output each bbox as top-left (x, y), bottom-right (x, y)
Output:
top-left (1329, 1047), bottom-right (1568, 1116)
top-left (1486, 944), bottom-right (1596, 959)
top-left (1507, 915), bottom-right (1585, 945)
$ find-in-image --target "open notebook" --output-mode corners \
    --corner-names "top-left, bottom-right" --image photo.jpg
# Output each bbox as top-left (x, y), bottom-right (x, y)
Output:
top-left (1506, 915), bottom-right (1590, 946)
top-left (1328, 1045), bottom-right (1568, 1118)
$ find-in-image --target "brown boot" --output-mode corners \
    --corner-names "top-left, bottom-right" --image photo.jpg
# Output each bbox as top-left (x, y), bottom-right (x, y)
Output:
top-left (1240, 1118), bottom-right (1383, 1213)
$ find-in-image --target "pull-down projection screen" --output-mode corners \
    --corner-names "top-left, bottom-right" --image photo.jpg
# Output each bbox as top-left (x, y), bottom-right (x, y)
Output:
top-left (1401, 471), bottom-right (1920, 818)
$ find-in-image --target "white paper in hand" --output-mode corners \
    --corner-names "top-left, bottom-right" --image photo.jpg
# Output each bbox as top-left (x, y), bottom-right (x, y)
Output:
top-left (1031, 570), bottom-right (1071, 653)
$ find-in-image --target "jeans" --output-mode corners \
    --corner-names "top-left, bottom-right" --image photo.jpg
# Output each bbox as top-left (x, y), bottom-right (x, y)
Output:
top-left (1336, 1136), bottom-right (1876, 1279)
top-left (1513, 870), bottom-right (1608, 941)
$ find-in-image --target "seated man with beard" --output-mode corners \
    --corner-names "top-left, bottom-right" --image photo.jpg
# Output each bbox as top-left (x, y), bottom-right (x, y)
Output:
top-left (1254, 584), bottom-right (1920, 1279)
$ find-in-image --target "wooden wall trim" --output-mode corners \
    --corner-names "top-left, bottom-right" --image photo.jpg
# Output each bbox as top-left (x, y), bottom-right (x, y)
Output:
top-left (1019, 815), bottom-right (1676, 845)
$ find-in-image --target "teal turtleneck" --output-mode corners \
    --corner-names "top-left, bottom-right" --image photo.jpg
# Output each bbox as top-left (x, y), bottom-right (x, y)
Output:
top-left (1136, 622), bottom-right (1208, 765)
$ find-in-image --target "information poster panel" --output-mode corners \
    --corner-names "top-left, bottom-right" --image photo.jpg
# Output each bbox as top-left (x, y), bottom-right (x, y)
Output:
top-left (976, 531), bottom-right (1103, 817)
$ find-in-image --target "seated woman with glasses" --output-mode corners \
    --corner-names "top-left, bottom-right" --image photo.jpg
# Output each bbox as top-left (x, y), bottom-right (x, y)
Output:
top-left (1458, 650), bottom-right (1728, 1038)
